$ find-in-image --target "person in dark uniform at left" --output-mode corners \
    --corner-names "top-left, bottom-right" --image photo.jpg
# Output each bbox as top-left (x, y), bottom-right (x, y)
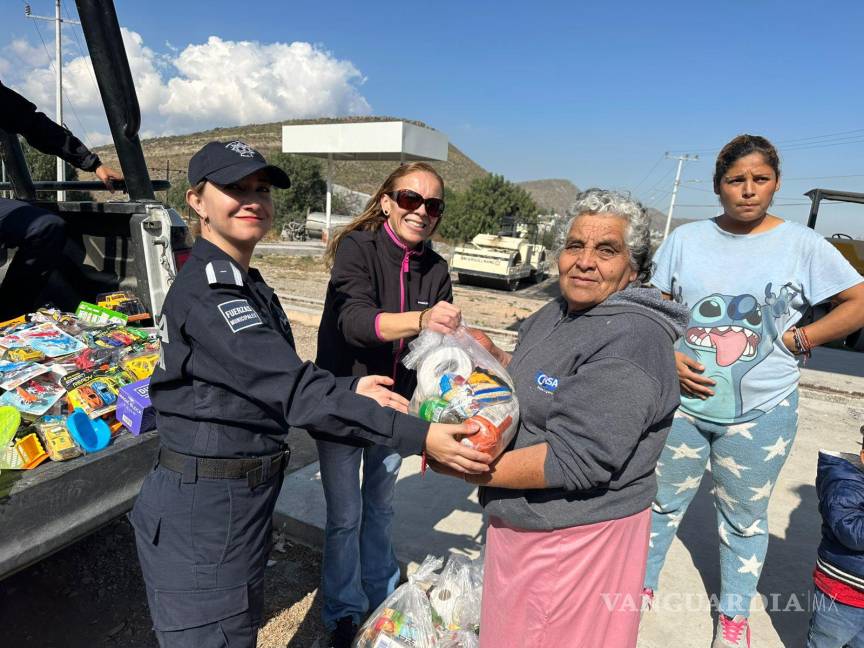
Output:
top-left (132, 140), bottom-right (490, 647)
top-left (0, 80), bottom-right (123, 320)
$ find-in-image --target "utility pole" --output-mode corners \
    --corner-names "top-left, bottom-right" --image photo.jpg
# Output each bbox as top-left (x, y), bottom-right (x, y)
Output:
top-left (663, 153), bottom-right (698, 240)
top-left (25, 1), bottom-right (80, 202)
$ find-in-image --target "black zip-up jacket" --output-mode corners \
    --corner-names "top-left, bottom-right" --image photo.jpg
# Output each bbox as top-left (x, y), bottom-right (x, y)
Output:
top-left (0, 80), bottom-right (101, 172)
top-left (149, 237), bottom-right (428, 459)
top-left (312, 223), bottom-right (452, 445)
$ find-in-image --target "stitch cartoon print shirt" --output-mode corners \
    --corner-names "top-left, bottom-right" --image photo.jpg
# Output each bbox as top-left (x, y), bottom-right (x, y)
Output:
top-left (652, 219), bottom-right (863, 425)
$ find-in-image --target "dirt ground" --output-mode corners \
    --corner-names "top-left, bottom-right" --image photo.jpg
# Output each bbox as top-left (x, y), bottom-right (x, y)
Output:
top-left (0, 254), bottom-right (554, 648)
top-left (256, 254), bottom-right (558, 334)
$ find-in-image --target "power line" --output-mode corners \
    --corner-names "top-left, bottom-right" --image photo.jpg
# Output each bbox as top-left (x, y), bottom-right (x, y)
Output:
top-left (28, 15), bottom-right (91, 152)
top-left (668, 127), bottom-right (864, 156)
top-left (645, 164), bottom-right (676, 194)
top-left (678, 184), bottom-right (809, 203)
top-left (62, 0), bottom-right (100, 100)
top-left (673, 202), bottom-right (812, 208)
top-left (783, 173), bottom-right (864, 181)
top-left (631, 155), bottom-right (665, 194)
top-left (781, 136), bottom-right (864, 152)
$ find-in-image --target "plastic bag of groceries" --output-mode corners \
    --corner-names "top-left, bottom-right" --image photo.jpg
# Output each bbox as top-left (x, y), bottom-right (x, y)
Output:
top-left (402, 326), bottom-right (519, 459)
top-left (429, 554), bottom-right (482, 634)
top-left (353, 555), bottom-right (442, 648)
top-left (436, 631), bottom-right (480, 648)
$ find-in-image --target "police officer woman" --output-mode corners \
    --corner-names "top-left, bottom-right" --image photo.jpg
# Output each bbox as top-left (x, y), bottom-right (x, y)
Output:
top-left (131, 140), bottom-right (489, 647)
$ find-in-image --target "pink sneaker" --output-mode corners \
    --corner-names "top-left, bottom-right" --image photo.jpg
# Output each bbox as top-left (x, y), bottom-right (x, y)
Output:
top-left (640, 587), bottom-right (655, 612)
top-left (712, 613), bottom-right (751, 648)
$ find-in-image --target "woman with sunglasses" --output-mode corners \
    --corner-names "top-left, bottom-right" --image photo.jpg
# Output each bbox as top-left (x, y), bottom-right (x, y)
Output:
top-left (314, 162), bottom-right (458, 647)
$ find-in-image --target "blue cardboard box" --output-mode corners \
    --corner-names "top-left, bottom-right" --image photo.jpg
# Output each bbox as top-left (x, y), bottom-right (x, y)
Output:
top-left (116, 378), bottom-right (155, 435)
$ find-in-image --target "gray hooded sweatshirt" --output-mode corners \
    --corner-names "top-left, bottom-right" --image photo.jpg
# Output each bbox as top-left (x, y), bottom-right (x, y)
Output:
top-left (480, 286), bottom-right (689, 530)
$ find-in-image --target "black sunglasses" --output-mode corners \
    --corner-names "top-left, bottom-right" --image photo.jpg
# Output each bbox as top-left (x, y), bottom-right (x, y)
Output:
top-left (388, 189), bottom-right (445, 219)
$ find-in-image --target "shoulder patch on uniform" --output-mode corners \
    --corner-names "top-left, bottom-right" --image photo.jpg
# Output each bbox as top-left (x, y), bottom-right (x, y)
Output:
top-left (218, 299), bottom-right (263, 333)
top-left (205, 260), bottom-right (243, 287)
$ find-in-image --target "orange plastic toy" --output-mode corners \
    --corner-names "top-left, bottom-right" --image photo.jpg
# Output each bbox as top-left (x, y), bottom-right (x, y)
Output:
top-left (15, 432), bottom-right (50, 469)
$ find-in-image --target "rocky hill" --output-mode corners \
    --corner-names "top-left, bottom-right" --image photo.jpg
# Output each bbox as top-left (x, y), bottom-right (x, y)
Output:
top-left (93, 116), bottom-right (489, 194)
top-left (517, 179), bottom-right (580, 215)
top-left (645, 207), bottom-right (698, 233)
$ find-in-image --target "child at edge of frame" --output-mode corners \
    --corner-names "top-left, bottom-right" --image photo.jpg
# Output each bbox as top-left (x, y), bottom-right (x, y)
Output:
top-left (806, 419), bottom-right (864, 648)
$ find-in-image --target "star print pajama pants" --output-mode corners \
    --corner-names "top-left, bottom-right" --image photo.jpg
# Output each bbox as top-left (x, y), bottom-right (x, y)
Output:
top-left (644, 390), bottom-right (799, 618)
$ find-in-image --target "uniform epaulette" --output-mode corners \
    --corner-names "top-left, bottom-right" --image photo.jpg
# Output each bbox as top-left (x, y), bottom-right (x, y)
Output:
top-left (205, 260), bottom-right (243, 287)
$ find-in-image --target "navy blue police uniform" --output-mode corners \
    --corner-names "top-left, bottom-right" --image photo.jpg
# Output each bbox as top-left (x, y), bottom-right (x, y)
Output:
top-left (0, 81), bottom-right (105, 319)
top-left (130, 141), bottom-right (429, 648)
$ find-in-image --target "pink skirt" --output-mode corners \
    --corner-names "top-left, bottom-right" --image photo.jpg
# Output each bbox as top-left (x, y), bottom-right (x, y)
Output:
top-left (479, 508), bottom-right (650, 648)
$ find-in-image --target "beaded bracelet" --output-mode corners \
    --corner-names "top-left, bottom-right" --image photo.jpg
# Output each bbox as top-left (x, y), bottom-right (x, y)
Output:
top-left (790, 326), bottom-right (812, 362)
top-left (418, 307), bottom-right (431, 332)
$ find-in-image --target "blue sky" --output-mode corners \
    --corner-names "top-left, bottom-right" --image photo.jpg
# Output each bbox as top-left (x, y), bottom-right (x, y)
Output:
top-left (2, 0), bottom-right (864, 234)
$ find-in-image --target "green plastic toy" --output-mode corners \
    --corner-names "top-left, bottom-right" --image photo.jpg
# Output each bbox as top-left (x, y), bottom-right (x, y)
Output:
top-left (0, 405), bottom-right (21, 448)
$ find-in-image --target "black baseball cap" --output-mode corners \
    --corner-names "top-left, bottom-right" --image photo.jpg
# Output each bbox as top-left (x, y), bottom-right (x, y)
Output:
top-left (188, 140), bottom-right (291, 188)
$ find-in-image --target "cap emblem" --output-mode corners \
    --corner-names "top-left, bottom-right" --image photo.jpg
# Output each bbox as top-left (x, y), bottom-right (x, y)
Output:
top-left (225, 141), bottom-right (257, 158)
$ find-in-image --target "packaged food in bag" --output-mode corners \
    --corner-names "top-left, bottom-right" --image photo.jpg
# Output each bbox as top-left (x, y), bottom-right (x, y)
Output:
top-left (430, 554), bottom-right (482, 633)
top-left (403, 327), bottom-right (519, 459)
top-left (353, 555), bottom-right (443, 648)
top-left (436, 630), bottom-right (479, 648)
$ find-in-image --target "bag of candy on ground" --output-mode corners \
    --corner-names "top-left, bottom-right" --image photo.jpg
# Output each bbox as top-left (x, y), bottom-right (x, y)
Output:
top-left (353, 555), bottom-right (442, 648)
top-left (402, 326), bottom-right (518, 459)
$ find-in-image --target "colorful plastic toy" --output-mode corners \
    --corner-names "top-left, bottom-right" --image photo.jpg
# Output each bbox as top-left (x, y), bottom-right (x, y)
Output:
top-left (91, 381), bottom-right (116, 406)
top-left (66, 409), bottom-right (110, 453)
top-left (15, 432), bottom-right (50, 469)
top-left (77, 385), bottom-right (104, 410)
top-left (6, 347), bottom-right (45, 362)
top-left (36, 417), bottom-right (82, 461)
top-left (0, 406), bottom-right (21, 447)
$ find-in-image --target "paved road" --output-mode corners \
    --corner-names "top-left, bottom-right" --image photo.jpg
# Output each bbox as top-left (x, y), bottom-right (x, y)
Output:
top-left (255, 241), bottom-right (326, 256)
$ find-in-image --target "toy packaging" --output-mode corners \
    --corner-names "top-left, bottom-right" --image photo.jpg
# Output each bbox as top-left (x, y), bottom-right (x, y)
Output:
top-left (0, 376), bottom-right (66, 418)
top-left (0, 360), bottom-right (50, 390)
top-left (74, 301), bottom-right (128, 327)
top-left (403, 326), bottom-right (519, 459)
top-left (17, 323), bottom-right (87, 358)
top-left (61, 369), bottom-right (123, 419)
top-left (36, 415), bottom-right (83, 461)
top-left (354, 556), bottom-right (443, 648)
top-left (116, 378), bottom-right (155, 435)
top-left (82, 325), bottom-right (145, 350)
top-left (96, 291), bottom-right (150, 323)
top-left (0, 301), bottom-right (161, 474)
top-left (0, 324), bottom-right (33, 349)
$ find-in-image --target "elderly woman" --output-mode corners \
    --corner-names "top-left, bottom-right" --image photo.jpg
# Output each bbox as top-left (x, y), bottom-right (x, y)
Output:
top-left (434, 189), bottom-right (689, 647)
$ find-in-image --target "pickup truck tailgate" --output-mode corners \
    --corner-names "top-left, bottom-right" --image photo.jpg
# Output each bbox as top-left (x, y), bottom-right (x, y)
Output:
top-left (0, 430), bottom-right (158, 580)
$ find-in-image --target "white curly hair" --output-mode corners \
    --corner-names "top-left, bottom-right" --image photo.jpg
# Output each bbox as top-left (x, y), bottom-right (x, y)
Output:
top-left (564, 188), bottom-right (653, 284)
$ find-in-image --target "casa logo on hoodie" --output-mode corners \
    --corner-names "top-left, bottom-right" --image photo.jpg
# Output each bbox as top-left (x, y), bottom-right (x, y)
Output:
top-left (535, 371), bottom-right (559, 394)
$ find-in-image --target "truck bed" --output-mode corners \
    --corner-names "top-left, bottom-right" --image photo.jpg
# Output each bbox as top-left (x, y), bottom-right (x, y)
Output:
top-left (0, 430), bottom-right (158, 580)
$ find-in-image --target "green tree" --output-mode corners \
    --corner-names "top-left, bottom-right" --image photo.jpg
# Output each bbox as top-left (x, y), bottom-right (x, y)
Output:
top-left (163, 174), bottom-right (190, 215)
top-left (158, 154), bottom-right (329, 232)
top-left (20, 140), bottom-right (91, 201)
top-left (438, 174), bottom-right (538, 242)
top-left (268, 153), bottom-right (327, 231)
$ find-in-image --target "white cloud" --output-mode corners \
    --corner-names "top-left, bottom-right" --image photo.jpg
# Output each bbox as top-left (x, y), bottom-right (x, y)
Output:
top-left (2, 28), bottom-right (371, 145)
